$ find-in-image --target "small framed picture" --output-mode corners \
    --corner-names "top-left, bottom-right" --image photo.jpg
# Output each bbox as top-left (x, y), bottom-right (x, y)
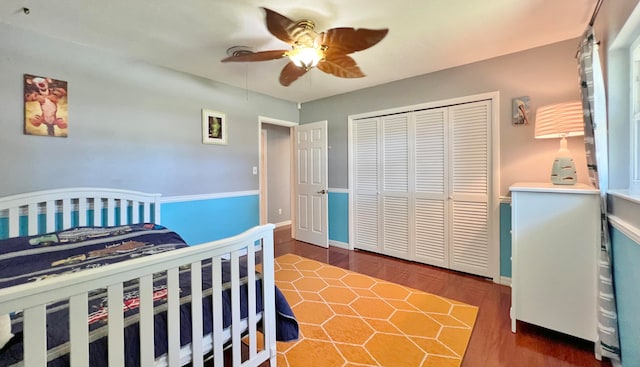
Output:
top-left (202, 109), bottom-right (227, 145)
top-left (512, 96), bottom-right (530, 125)
top-left (24, 74), bottom-right (69, 137)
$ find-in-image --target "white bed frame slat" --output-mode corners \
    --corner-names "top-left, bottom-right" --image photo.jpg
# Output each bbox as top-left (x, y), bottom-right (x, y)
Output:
top-left (27, 204), bottom-right (38, 236)
top-left (246, 244), bottom-right (257, 360)
top-left (46, 200), bottom-right (55, 233)
top-left (261, 233), bottom-right (278, 366)
top-left (0, 188), bottom-right (276, 367)
top-left (70, 293), bottom-right (89, 367)
top-left (23, 305), bottom-right (47, 367)
top-left (108, 283), bottom-right (125, 366)
top-left (120, 199), bottom-right (128, 225)
top-left (230, 252), bottom-right (241, 367)
top-left (78, 198), bottom-right (88, 226)
top-left (190, 261), bottom-right (204, 367)
top-left (139, 274), bottom-right (155, 366)
top-left (211, 257), bottom-right (224, 366)
top-left (167, 267), bottom-right (180, 367)
top-left (132, 200), bottom-right (140, 224)
top-left (93, 196), bottom-right (103, 226)
top-left (8, 207), bottom-right (19, 238)
top-left (107, 198), bottom-right (115, 226)
top-left (62, 198), bottom-right (72, 229)
top-left (143, 202), bottom-right (151, 222)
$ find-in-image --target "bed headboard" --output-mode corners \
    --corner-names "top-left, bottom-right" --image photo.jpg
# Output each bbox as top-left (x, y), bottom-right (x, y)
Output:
top-left (0, 188), bottom-right (161, 239)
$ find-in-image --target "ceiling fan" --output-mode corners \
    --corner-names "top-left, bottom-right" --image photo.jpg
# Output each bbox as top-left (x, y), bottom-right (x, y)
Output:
top-left (221, 7), bottom-right (388, 86)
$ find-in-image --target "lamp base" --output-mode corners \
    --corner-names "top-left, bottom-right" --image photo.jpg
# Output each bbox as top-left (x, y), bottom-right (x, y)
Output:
top-left (550, 156), bottom-right (577, 185)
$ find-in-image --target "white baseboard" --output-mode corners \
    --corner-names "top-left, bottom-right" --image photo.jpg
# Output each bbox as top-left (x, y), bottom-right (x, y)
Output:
top-left (500, 276), bottom-right (512, 286)
top-left (274, 220), bottom-right (292, 228)
top-left (329, 240), bottom-right (349, 249)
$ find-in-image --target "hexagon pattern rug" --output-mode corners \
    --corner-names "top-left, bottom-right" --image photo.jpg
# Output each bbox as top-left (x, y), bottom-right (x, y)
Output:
top-left (274, 254), bottom-right (478, 367)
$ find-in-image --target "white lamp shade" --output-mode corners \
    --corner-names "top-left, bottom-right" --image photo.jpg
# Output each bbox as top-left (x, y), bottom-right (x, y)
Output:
top-left (534, 101), bottom-right (585, 139)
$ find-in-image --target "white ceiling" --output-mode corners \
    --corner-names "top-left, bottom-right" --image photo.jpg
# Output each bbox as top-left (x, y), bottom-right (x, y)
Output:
top-left (0, 0), bottom-right (594, 103)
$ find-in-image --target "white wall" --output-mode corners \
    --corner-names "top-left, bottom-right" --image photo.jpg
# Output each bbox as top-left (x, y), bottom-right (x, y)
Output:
top-left (263, 123), bottom-right (291, 223)
top-left (0, 23), bottom-right (298, 197)
top-left (300, 39), bottom-right (586, 196)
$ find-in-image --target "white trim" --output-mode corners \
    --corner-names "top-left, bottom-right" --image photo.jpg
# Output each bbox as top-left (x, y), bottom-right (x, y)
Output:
top-left (329, 240), bottom-right (349, 249)
top-left (161, 191), bottom-right (259, 203)
top-left (610, 1), bottom-right (640, 50)
top-left (499, 276), bottom-right (512, 287)
top-left (499, 196), bottom-right (512, 204)
top-left (258, 116), bottom-right (297, 240)
top-left (608, 214), bottom-right (640, 245)
top-left (273, 220), bottom-right (292, 228)
top-left (328, 188), bottom-right (348, 194)
top-left (258, 116), bottom-right (299, 128)
top-left (608, 189), bottom-right (640, 204)
top-left (490, 91), bottom-right (501, 284)
top-left (349, 91), bottom-right (499, 120)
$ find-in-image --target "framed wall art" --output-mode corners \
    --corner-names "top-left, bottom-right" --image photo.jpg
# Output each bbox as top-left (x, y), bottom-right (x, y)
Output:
top-left (202, 109), bottom-right (227, 145)
top-left (512, 96), bottom-right (530, 126)
top-left (24, 74), bottom-right (68, 137)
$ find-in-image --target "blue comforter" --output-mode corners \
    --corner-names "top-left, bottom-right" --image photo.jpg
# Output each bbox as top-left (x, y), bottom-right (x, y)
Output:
top-left (0, 224), bottom-right (298, 366)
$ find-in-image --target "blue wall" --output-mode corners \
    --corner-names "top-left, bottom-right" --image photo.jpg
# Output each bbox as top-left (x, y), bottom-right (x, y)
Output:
top-left (328, 192), bottom-right (349, 244)
top-left (326, 194), bottom-right (513, 278)
top-left (161, 195), bottom-right (259, 245)
top-left (611, 227), bottom-right (640, 367)
top-left (499, 202), bottom-right (512, 278)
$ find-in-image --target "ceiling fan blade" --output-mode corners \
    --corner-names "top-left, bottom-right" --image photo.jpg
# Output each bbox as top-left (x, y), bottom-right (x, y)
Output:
top-left (221, 50), bottom-right (288, 63)
top-left (317, 54), bottom-right (365, 78)
top-left (279, 62), bottom-right (308, 86)
top-left (318, 28), bottom-right (388, 55)
top-left (263, 7), bottom-right (296, 44)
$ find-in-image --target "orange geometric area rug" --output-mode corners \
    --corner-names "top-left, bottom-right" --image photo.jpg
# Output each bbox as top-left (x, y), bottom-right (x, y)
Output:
top-left (274, 254), bottom-right (479, 367)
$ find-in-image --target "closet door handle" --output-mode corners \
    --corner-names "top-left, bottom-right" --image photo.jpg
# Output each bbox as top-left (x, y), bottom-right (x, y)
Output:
top-left (317, 189), bottom-right (327, 195)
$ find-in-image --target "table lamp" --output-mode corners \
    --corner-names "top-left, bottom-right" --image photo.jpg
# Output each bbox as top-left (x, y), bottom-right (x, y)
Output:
top-left (534, 101), bottom-right (585, 185)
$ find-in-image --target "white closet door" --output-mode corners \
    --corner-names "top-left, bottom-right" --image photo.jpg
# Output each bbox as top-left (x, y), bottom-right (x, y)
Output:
top-left (353, 117), bottom-right (380, 253)
top-left (413, 107), bottom-right (448, 267)
top-left (449, 100), bottom-right (491, 277)
top-left (381, 114), bottom-right (411, 259)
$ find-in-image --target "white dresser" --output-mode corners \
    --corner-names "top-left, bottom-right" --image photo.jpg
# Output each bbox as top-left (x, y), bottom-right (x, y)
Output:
top-left (510, 182), bottom-right (599, 342)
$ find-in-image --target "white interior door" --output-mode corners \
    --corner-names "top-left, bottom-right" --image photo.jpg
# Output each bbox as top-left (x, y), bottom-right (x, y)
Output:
top-left (413, 107), bottom-right (449, 268)
top-left (448, 100), bottom-right (491, 277)
top-left (294, 121), bottom-right (328, 247)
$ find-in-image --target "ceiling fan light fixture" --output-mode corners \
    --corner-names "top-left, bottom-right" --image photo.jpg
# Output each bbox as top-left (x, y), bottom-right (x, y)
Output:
top-left (287, 45), bottom-right (324, 70)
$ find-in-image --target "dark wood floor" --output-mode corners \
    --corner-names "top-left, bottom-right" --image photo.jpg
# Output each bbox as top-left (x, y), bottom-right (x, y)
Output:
top-left (272, 226), bottom-right (612, 367)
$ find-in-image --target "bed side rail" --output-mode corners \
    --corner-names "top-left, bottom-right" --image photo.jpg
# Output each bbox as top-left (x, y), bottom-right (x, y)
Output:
top-left (0, 223), bottom-right (276, 367)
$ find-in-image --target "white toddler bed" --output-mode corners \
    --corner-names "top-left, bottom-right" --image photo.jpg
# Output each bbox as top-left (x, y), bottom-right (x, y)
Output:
top-left (0, 188), bottom-right (292, 367)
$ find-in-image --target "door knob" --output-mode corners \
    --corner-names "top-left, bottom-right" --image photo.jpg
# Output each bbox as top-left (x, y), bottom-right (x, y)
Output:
top-left (317, 189), bottom-right (327, 194)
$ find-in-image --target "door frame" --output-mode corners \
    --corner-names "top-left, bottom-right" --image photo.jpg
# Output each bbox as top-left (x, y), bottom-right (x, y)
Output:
top-left (347, 91), bottom-right (501, 283)
top-left (258, 116), bottom-right (298, 231)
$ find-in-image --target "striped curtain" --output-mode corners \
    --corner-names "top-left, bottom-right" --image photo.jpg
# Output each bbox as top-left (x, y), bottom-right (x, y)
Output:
top-left (577, 26), bottom-right (621, 361)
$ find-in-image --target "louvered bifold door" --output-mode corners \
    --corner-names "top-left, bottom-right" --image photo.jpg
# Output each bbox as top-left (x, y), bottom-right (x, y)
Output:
top-left (449, 100), bottom-right (491, 277)
top-left (381, 114), bottom-right (411, 259)
top-left (413, 108), bottom-right (448, 267)
top-left (353, 117), bottom-right (381, 253)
